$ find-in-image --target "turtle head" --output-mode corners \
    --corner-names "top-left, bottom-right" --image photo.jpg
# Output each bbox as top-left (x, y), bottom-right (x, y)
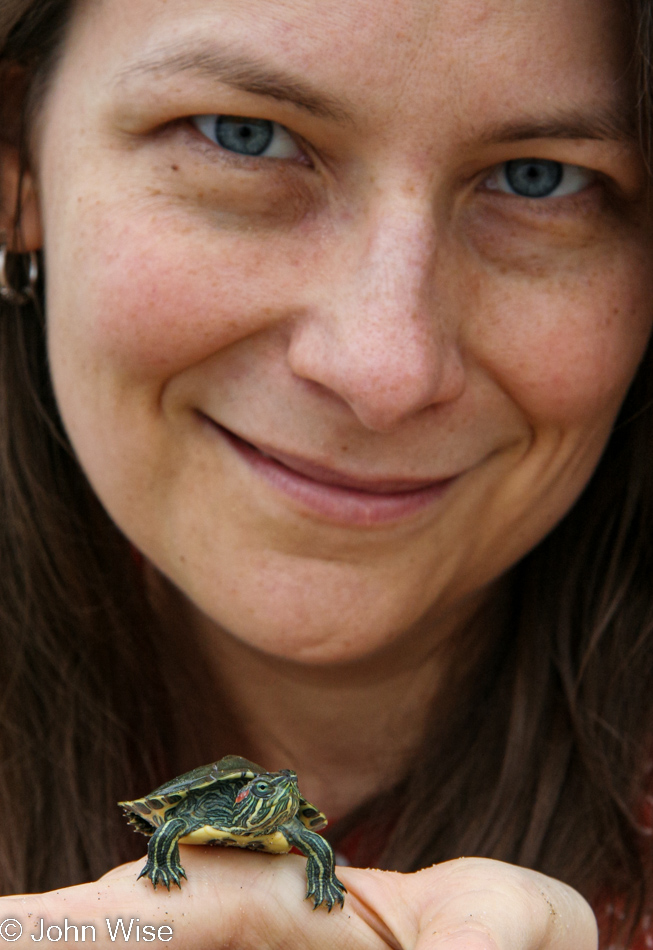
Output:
top-left (232, 770), bottom-right (300, 833)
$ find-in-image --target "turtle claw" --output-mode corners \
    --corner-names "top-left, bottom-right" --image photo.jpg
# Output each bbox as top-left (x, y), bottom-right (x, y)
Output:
top-left (138, 859), bottom-right (187, 890)
top-left (306, 875), bottom-right (347, 912)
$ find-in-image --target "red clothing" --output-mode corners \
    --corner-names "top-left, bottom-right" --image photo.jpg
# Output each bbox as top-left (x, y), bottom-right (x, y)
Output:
top-left (594, 781), bottom-right (653, 950)
top-left (596, 902), bottom-right (651, 950)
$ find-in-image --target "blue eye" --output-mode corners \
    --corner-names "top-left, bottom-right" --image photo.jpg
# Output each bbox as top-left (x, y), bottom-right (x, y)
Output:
top-left (486, 159), bottom-right (594, 198)
top-left (505, 159), bottom-right (561, 197)
top-left (191, 114), bottom-right (301, 159)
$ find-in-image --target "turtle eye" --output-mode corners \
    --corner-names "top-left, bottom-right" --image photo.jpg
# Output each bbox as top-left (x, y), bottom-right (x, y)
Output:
top-left (252, 781), bottom-right (273, 797)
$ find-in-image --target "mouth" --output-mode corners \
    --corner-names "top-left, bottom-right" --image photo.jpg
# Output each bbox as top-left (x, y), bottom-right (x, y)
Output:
top-left (202, 416), bottom-right (457, 527)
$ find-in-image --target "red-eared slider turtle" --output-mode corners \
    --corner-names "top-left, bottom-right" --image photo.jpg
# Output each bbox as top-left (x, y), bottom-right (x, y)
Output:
top-left (119, 755), bottom-right (346, 911)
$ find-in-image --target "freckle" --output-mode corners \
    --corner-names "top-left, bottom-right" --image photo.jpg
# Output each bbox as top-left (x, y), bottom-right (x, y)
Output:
top-left (171, 164), bottom-right (179, 171)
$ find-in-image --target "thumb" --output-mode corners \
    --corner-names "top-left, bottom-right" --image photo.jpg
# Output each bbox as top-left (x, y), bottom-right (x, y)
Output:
top-left (339, 859), bottom-right (598, 950)
top-left (413, 859), bottom-right (598, 950)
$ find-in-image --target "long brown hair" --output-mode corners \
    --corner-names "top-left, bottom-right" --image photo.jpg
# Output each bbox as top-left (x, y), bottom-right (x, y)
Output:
top-left (1, 0), bottom-right (653, 932)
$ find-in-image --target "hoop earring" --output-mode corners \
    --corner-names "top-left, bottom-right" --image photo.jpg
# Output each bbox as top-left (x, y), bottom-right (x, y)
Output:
top-left (0, 244), bottom-right (39, 305)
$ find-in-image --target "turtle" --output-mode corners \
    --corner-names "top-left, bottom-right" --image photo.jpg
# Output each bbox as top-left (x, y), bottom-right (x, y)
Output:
top-left (118, 754), bottom-right (346, 911)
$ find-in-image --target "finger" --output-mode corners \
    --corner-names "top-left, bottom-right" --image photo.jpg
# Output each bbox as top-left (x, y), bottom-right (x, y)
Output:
top-left (0, 849), bottom-right (390, 950)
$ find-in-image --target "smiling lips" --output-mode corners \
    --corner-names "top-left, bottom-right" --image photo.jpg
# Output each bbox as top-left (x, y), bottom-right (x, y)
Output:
top-left (209, 419), bottom-right (456, 526)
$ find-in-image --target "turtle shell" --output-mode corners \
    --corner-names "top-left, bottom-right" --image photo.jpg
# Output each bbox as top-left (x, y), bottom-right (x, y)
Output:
top-left (119, 755), bottom-right (328, 834)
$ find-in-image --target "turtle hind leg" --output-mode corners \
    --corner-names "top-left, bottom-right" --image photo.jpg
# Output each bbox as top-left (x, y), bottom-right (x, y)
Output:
top-left (138, 818), bottom-right (189, 890)
top-left (285, 821), bottom-right (347, 911)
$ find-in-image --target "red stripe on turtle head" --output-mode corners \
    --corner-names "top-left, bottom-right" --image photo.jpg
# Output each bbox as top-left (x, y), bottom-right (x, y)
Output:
top-left (235, 787), bottom-right (251, 804)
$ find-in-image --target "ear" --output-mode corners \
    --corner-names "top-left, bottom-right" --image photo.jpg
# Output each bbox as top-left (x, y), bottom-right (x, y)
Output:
top-left (235, 787), bottom-right (251, 804)
top-left (0, 143), bottom-right (42, 251)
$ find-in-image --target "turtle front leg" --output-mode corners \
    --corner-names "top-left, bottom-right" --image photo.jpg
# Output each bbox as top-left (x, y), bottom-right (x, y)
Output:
top-left (285, 820), bottom-right (347, 911)
top-left (138, 818), bottom-right (189, 890)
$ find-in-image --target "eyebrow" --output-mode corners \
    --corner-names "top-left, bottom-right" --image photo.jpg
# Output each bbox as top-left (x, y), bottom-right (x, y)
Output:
top-left (478, 106), bottom-right (637, 145)
top-left (116, 42), bottom-right (638, 147)
top-left (115, 41), bottom-right (356, 125)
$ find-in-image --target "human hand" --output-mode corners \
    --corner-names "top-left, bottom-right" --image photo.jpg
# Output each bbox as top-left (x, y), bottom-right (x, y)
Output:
top-left (0, 848), bottom-right (597, 949)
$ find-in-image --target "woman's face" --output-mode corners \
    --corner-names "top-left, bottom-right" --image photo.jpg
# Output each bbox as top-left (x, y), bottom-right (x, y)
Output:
top-left (29, 0), bottom-right (653, 662)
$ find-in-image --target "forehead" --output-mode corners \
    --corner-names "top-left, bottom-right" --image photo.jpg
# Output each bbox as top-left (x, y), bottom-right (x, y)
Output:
top-left (59, 0), bottom-right (630, 126)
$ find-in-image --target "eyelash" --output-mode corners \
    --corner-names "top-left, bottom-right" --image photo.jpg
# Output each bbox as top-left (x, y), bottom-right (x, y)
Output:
top-left (189, 114), bottom-right (598, 203)
top-left (482, 159), bottom-right (595, 199)
top-left (191, 114), bottom-right (305, 161)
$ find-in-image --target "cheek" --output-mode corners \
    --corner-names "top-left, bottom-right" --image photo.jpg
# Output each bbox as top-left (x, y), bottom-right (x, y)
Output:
top-left (465, 250), bottom-right (653, 430)
top-left (46, 206), bottom-right (307, 392)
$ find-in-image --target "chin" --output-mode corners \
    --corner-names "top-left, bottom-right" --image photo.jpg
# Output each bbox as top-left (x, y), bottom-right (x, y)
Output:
top-left (218, 609), bottom-right (403, 666)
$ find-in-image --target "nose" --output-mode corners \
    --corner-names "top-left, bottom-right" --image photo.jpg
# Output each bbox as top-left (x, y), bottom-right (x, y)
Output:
top-left (287, 202), bottom-right (466, 432)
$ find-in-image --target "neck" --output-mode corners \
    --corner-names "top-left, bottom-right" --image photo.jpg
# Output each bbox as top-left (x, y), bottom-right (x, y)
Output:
top-left (147, 569), bottom-right (494, 820)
